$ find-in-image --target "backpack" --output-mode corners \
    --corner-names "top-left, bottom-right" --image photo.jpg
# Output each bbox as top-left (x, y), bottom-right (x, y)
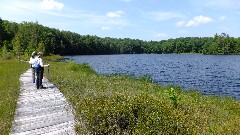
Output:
top-left (33, 59), bottom-right (40, 69)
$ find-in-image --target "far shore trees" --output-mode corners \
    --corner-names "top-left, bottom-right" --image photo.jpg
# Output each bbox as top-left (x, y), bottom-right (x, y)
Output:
top-left (0, 19), bottom-right (240, 57)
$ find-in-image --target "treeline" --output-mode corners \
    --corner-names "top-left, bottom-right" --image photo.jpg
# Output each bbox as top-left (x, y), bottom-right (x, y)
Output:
top-left (1, 18), bottom-right (240, 58)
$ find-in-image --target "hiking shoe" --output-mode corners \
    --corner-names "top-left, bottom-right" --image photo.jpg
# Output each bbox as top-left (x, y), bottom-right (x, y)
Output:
top-left (40, 86), bottom-right (47, 89)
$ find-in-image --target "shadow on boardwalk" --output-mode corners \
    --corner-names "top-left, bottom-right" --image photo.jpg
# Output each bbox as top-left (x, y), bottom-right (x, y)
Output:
top-left (10, 69), bottom-right (76, 135)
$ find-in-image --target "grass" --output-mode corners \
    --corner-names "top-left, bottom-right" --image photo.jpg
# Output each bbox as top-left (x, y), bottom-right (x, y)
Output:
top-left (1, 57), bottom-right (239, 134)
top-left (0, 59), bottom-right (28, 134)
top-left (0, 55), bottom-right (63, 134)
top-left (45, 61), bottom-right (240, 134)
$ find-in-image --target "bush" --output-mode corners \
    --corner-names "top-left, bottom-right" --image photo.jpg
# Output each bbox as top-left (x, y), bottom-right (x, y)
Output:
top-left (47, 62), bottom-right (240, 134)
top-left (76, 93), bottom-right (205, 134)
top-left (44, 55), bottom-right (65, 62)
top-left (1, 52), bottom-right (14, 60)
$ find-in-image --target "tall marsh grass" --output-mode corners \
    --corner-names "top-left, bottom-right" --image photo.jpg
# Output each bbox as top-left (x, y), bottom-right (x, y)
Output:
top-left (0, 60), bottom-right (28, 134)
top-left (46, 61), bottom-right (240, 134)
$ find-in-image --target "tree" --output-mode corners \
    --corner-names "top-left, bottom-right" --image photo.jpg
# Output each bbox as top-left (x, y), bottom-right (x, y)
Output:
top-left (0, 18), bottom-right (4, 47)
top-left (12, 33), bottom-right (22, 60)
top-left (2, 18), bottom-right (240, 56)
top-left (37, 41), bottom-right (45, 54)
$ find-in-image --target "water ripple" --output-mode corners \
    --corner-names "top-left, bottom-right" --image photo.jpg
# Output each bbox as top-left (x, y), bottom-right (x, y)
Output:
top-left (66, 54), bottom-right (240, 100)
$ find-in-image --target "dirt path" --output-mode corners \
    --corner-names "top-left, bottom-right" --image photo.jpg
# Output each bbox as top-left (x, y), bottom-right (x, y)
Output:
top-left (10, 69), bottom-right (76, 135)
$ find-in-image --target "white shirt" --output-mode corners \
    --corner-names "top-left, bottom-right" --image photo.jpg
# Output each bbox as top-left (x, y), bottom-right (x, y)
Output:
top-left (37, 57), bottom-right (49, 67)
top-left (29, 57), bottom-right (36, 67)
top-left (38, 57), bottom-right (44, 67)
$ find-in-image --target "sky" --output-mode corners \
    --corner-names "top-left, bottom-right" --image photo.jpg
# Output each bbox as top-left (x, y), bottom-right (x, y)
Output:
top-left (0, 0), bottom-right (240, 41)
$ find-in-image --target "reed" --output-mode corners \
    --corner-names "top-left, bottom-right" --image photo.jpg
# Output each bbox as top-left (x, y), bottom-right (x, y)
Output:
top-left (45, 61), bottom-right (240, 134)
top-left (0, 60), bottom-right (28, 134)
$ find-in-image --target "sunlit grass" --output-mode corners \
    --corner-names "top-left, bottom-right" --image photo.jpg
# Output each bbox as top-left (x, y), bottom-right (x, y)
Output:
top-left (46, 61), bottom-right (240, 134)
top-left (0, 60), bottom-right (28, 134)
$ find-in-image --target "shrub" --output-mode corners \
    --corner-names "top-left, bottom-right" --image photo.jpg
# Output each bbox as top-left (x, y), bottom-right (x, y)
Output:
top-left (137, 75), bottom-right (152, 83)
top-left (1, 52), bottom-right (14, 60)
top-left (47, 62), bottom-right (240, 134)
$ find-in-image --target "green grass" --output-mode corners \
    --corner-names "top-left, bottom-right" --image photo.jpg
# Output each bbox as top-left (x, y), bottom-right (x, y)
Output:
top-left (2, 57), bottom-right (240, 134)
top-left (0, 60), bottom-right (28, 134)
top-left (46, 61), bottom-right (240, 134)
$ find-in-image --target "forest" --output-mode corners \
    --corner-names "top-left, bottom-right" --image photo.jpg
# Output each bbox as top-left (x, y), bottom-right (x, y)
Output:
top-left (1, 18), bottom-right (240, 58)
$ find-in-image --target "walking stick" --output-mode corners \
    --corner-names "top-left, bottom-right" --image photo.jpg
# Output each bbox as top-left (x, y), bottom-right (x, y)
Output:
top-left (47, 66), bottom-right (50, 88)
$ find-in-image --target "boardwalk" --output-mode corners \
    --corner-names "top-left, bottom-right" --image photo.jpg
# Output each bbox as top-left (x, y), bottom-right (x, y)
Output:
top-left (10, 69), bottom-right (76, 135)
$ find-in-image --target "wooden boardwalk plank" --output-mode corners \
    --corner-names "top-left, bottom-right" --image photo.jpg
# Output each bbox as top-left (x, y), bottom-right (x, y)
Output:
top-left (10, 69), bottom-right (76, 135)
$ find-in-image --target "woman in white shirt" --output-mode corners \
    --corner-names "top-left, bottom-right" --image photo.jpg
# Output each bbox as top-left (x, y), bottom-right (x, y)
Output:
top-left (35, 52), bottom-right (50, 89)
top-left (29, 51), bottom-right (37, 83)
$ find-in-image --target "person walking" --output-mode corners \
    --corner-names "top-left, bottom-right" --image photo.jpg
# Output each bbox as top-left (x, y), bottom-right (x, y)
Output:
top-left (29, 51), bottom-right (37, 83)
top-left (35, 52), bottom-right (50, 89)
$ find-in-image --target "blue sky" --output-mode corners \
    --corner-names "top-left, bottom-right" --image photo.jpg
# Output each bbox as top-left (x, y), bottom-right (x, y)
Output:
top-left (0, 0), bottom-right (240, 41)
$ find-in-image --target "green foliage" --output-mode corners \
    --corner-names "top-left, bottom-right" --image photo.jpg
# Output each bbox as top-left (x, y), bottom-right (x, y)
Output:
top-left (44, 54), bottom-right (65, 62)
top-left (37, 41), bottom-right (45, 54)
top-left (11, 33), bottom-right (22, 59)
top-left (1, 18), bottom-right (240, 134)
top-left (0, 60), bottom-right (28, 134)
top-left (67, 62), bottom-right (95, 74)
top-left (1, 41), bottom-right (14, 60)
top-left (77, 94), bottom-right (191, 134)
top-left (137, 75), bottom-right (152, 83)
top-left (0, 18), bottom-right (3, 47)
top-left (1, 19), bottom-right (240, 57)
top-left (1, 52), bottom-right (14, 60)
top-left (165, 88), bottom-right (181, 107)
top-left (67, 61), bottom-right (81, 71)
top-left (46, 62), bottom-right (240, 134)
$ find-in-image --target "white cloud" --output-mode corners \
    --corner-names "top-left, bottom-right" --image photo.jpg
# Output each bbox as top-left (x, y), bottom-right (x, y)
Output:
top-left (146, 12), bottom-right (185, 21)
top-left (178, 30), bottom-right (188, 34)
top-left (176, 21), bottom-right (185, 27)
top-left (219, 16), bottom-right (226, 20)
top-left (40, 0), bottom-right (64, 11)
top-left (0, 1), bottom-right (46, 22)
top-left (122, 0), bottom-right (132, 2)
top-left (220, 26), bottom-right (230, 32)
top-left (154, 33), bottom-right (168, 38)
top-left (106, 10), bottom-right (125, 18)
top-left (152, 33), bottom-right (169, 40)
top-left (186, 15), bottom-right (214, 27)
top-left (201, 0), bottom-right (240, 9)
top-left (42, 9), bottom-right (130, 28)
top-left (0, 0), bottom-right (130, 30)
top-left (0, 0), bottom-right (64, 18)
top-left (1, 1), bottom-right (39, 12)
top-left (101, 26), bottom-right (111, 30)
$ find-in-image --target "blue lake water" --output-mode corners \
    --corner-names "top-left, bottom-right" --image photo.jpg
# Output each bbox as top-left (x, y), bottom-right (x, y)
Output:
top-left (65, 54), bottom-right (240, 100)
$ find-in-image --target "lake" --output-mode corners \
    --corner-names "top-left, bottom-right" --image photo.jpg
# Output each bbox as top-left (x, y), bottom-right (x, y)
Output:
top-left (65, 54), bottom-right (240, 100)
